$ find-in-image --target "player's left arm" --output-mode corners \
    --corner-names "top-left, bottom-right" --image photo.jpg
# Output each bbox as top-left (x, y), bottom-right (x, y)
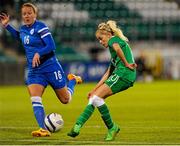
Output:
top-left (112, 43), bottom-right (137, 70)
top-left (32, 26), bottom-right (55, 67)
top-left (36, 23), bottom-right (56, 56)
top-left (38, 34), bottom-right (55, 56)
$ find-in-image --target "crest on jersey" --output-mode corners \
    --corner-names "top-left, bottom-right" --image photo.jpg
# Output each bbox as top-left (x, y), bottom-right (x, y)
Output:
top-left (30, 29), bottom-right (34, 35)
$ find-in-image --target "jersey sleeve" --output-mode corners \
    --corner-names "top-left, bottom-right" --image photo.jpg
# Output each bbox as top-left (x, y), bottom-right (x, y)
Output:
top-left (5, 24), bottom-right (20, 40)
top-left (37, 22), bottom-right (51, 38)
top-left (36, 22), bottom-right (56, 56)
top-left (38, 35), bottom-right (56, 56)
top-left (108, 36), bottom-right (126, 49)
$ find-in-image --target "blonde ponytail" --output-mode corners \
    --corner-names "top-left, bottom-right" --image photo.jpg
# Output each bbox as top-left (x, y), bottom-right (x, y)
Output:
top-left (107, 20), bottom-right (129, 42)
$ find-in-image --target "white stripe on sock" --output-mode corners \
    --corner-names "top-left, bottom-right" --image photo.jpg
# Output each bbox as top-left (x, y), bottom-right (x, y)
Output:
top-left (31, 96), bottom-right (42, 103)
top-left (67, 87), bottom-right (73, 95)
top-left (67, 90), bottom-right (72, 103)
top-left (32, 104), bottom-right (43, 107)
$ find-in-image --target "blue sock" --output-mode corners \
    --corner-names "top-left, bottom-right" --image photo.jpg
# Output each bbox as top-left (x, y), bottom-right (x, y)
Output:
top-left (31, 96), bottom-right (46, 129)
top-left (67, 79), bottom-right (76, 96)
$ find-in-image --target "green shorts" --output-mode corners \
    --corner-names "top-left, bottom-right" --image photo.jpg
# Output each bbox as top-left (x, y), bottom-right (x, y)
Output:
top-left (105, 74), bottom-right (134, 94)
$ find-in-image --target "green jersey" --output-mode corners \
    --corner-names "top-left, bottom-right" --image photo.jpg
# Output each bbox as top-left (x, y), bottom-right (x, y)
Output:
top-left (108, 36), bottom-right (136, 82)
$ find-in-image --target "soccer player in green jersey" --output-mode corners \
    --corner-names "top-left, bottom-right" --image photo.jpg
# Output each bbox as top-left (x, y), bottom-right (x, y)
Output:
top-left (67, 20), bottom-right (137, 141)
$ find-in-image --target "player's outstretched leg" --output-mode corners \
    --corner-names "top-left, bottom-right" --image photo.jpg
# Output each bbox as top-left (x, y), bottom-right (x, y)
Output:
top-left (66, 74), bottom-right (82, 98)
top-left (67, 104), bottom-right (95, 137)
top-left (31, 96), bottom-right (51, 137)
top-left (97, 103), bottom-right (120, 141)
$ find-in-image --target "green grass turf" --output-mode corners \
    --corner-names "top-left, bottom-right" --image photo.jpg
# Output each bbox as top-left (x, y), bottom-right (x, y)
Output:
top-left (0, 81), bottom-right (180, 145)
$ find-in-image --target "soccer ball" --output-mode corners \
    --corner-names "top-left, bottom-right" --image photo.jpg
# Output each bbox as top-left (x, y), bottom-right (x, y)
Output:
top-left (44, 113), bottom-right (64, 132)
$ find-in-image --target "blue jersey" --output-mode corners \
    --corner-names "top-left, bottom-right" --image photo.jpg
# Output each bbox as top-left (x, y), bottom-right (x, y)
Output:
top-left (6, 20), bottom-right (66, 88)
top-left (6, 20), bottom-right (58, 72)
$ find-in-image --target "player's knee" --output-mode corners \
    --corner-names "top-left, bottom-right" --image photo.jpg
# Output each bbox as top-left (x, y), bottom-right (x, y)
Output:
top-left (61, 98), bottom-right (69, 104)
top-left (88, 95), bottom-right (105, 107)
top-left (61, 96), bottom-right (71, 104)
top-left (56, 91), bottom-right (72, 104)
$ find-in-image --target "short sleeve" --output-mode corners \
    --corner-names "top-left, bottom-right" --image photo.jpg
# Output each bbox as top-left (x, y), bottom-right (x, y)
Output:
top-left (108, 36), bottom-right (126, 48)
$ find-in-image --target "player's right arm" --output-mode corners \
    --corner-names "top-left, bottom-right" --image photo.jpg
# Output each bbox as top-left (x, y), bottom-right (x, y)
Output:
top-left (112, 43), bottom-right (137, 70)
top-left (88, 67), bottom-right (111, 98)
top-left (0, 13), bottom-right (20, 39)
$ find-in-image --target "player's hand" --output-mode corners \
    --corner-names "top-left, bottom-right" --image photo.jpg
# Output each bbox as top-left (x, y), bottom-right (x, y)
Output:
top-left (88, 92), bottom-right (92, 99)
top-left (32, 53), bottom-right (40, 68)
top-left (125, 63), bottom-right (137, 70)
top-left (0, 13), bottom-right (10, 27)
top-left (88, 90), bottom-right (95, 99)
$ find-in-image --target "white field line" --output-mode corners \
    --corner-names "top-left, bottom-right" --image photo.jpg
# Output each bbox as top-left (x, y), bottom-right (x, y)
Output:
top-left (0, 125), bottom-right (180, 129)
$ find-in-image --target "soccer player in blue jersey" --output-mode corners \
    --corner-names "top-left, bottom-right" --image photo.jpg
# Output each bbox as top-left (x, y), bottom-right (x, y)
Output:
top-left (0, 3), bottom-right (82, 137)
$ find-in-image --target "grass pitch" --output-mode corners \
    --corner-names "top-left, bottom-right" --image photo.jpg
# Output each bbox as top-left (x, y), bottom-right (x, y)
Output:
top-left (0, 81), bottom-right (180, 145)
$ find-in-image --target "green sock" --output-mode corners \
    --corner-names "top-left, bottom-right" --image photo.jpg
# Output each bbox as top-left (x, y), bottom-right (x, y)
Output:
top-left (76, 104), bottom-right (95, 126)
top-left (97, 104), bottom-right (114, 129)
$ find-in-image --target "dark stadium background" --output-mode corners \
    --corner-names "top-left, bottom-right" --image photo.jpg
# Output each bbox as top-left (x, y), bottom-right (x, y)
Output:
top-left (0, 0), bottom-right (180, 83)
